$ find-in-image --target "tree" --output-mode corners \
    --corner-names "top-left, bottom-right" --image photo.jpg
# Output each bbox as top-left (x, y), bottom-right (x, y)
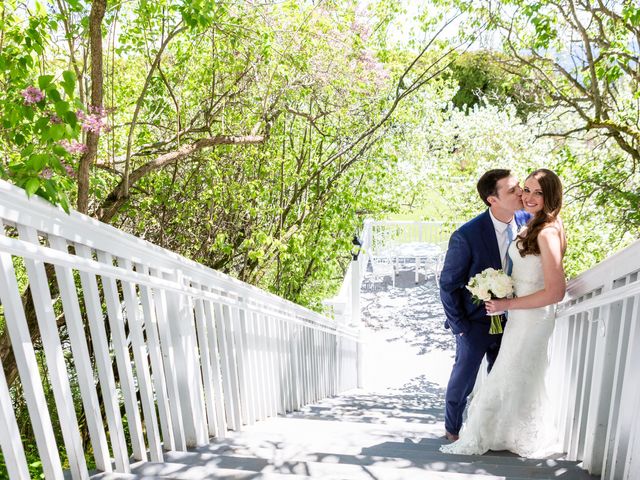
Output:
top-left (447, 50), bottom-right (538, 118)
top-left (447, 0), bottom-right (640, 231)
top-left (0, 0), bottom-right (473, 393)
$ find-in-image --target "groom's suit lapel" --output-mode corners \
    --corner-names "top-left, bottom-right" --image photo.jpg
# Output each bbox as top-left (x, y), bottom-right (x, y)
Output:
top-left (478, 210), bottom-right (502, 269)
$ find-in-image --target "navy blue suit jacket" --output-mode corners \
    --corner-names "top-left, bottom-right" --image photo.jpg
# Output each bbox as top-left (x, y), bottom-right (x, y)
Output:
top-left (439, 209), bottom-right (530, 335)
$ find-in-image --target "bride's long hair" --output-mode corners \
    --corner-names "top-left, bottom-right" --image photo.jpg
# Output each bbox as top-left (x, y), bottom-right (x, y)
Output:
top-left (517, 169), bottom-right (563, 256)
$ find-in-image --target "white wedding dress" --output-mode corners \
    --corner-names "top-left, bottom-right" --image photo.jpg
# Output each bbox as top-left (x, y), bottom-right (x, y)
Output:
top-left (440, 242), bottom-right (558, 457)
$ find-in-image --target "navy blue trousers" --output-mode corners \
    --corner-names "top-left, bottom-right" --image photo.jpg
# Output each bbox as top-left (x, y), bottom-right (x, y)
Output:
top-left (444, 322), bottom-right (502, 435)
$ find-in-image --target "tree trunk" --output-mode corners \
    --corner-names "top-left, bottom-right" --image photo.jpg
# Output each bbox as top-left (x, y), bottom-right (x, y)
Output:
top-left (77, 0), bottom-right (106, 214)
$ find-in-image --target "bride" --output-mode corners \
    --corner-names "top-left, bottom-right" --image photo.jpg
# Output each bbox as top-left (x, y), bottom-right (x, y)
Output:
top-left (440, 168), bottom-right (567, 457)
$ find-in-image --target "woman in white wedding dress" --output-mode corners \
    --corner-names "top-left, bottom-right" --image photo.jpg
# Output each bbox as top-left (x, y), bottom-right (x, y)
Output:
top-left (440, 168), bottom-right (567, 457)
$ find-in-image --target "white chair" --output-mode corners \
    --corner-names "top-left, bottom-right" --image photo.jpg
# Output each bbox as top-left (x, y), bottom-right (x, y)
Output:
top-left (370, 254), bottom-right (396, 288)
top-left (434, 249), bottom-right (447, 288)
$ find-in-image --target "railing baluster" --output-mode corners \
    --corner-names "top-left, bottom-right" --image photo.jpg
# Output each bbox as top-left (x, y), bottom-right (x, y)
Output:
top-left (111, 256), bottom-right (163, 462)
top-left (582, 303), bottom-right (620, 474)
top-left (275, 318), bottom-right (287, 414)
top-left (606, 294), bottom-right (639, 479)
top-left (265, 315), bottom-right (278, 416)
top-left (49, 235), bottom-right (112, 472)
top-left (559, 315), bottom-right (576, 450)
top-left (184, 278), bottom-right (209, 444)
top-left (602, 296), bottom-right (635, 479)
top-left (301, 326), bottom-right (310, 405)
top-left (0, 355), bottom-right (30, 479)
top-left (0, 221), bottom-right (63, 479)
top-left (285, 320), bottom-right (295, 409)
top-left (136, 263), bottom-right (175, 451)
top-left (192, 289), bottom-right (219, 437)
top-left (215, 303), bottom-right (239, 430)
top-left (571, 314), bottom-right (598, 460)
top-left (227, 305), bottom-right (244, 429)
top-left (241, 308), bottom-right (257, 425)
top-left (166, 272), bottom-right (207, 446)
top-left (252, 312), bottom-right (268, 419)
top-left (566, 313), bottom-right (588, 459)
top-left (203, 297), bottom-right (227, 437)
top-left (234, 303), bottom-right (251, 425)
top-left (246, 311), bottom-right (263, 422)
top-left (291, 323), bottom-right (302, 411)
top-left (15, 228), bottom-right (89, 479)
top-left (75, 244), bottom-right (129, 472)
top-left (98, 251), bottom-right (147, 461)
top-left (150, 272), bottom-right (186, 450)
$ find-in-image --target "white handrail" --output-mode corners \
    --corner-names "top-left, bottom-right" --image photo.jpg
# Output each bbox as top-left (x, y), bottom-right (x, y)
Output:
top-left (549, 237), bottom-right (640, 480)
top-left (556, 280), bottom-right (640, 319)
top-left (0, 180), bottom-right (360, 479)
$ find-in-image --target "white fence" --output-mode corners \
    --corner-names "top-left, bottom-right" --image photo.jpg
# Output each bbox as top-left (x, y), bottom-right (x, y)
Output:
top-left (323, 219), bottom-right (459, 325)
top-left (364, 219), bottom-right (460, 254)
top-left (550, 238), bottom-right (640, 479)
top-left (0, 180), bottom-right (360, 479)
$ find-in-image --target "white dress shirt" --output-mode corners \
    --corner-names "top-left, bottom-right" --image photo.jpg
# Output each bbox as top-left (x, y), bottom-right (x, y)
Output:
top-left (489, 209), bottom-right (518, 270)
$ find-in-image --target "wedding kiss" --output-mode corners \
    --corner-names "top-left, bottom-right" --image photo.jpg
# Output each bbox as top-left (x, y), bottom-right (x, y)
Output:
top-left (438, 168), bottom-right (567, 457)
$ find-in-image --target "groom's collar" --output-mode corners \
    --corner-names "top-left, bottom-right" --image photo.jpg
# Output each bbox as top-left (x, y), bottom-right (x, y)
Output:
top-left (488, 209), bottom-right (516, 233)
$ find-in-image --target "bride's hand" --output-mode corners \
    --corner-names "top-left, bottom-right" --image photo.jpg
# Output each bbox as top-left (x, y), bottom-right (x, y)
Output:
top-left (485, 298), bottom-right (509, 314)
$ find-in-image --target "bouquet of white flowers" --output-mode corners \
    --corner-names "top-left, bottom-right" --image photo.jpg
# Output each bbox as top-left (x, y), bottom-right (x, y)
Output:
top-left (467, 268), bottom-right (514, 334)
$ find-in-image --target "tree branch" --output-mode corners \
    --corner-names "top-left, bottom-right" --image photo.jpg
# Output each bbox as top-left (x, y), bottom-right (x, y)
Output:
top-left (98, 134), bottom-right (266, 222)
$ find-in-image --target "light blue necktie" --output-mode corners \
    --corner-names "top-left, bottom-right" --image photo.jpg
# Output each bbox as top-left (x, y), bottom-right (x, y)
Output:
top-left (505, 225), bottom-right (515, 275)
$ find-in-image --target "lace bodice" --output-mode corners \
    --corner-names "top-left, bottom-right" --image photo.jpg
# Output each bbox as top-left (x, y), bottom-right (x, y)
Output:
top-left (509, 240), bottom-right (544, 296)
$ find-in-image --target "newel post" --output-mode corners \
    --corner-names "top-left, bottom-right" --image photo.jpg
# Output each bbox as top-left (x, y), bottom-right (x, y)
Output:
top-left (350, 234), bottom-right (363, 327)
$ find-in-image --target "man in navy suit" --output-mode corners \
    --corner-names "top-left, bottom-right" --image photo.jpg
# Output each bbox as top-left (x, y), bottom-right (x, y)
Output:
top-left (440, 169), bottom-right (529, 441)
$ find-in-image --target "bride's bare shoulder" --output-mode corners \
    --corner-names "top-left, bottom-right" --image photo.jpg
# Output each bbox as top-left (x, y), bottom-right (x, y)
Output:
top-left (542, 220), bottom-right (563, 231)
top-left (541, 219), bottom-right (567, 251)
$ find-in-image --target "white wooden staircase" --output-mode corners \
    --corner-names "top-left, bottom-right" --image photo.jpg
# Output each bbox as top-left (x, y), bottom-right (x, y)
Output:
top-left (92, 392), bottom-right (597, 480)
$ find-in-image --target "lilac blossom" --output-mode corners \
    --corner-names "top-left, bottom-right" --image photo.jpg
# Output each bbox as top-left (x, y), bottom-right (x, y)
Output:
top-left (21, 86), bottom-right (45, 105)
top-left (41, 168), bottom-right (53, 179)
top-left (59, 139), bottom-right (88, 155)
top-left (61, 161), bottom-right (76, 177)
top-left (49, 114), bottom-right (63, 124)
top-left (77, 106), bottom-right (110, 134)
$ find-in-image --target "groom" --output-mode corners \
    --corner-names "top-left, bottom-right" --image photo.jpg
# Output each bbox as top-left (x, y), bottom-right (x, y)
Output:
top-left (440, 169), bottom-right (529, 441)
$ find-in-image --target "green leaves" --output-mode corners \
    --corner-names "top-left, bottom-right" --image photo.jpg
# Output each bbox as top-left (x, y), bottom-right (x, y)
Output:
top-left (61, 70), bottom-right (76, 97)
top-left (522, 3), bottom-right (557, 50)
top-left (0, 4), bottom-right (82, 212)
top-left (37, 74), bottom-right (54, 90)
top-left (622, 4), bottom-right (640, 26)
top-left (24, 177), bottom-right (40, 196)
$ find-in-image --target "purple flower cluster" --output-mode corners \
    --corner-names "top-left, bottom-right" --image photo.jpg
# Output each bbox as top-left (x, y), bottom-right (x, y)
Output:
top-left (40, 161), bottom-right (76, 179)
top-left (21, 86), bottom-right (45, 105)
top-left (59, 139), bottom-right (88, 155)
top-left (61, 161), bottom-right (76, 177)
top-left (77, 106), bottom-right (110, 134)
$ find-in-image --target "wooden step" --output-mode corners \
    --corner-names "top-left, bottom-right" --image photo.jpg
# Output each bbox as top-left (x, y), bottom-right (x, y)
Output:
top-left (158, 446), bottom-right (595, 480)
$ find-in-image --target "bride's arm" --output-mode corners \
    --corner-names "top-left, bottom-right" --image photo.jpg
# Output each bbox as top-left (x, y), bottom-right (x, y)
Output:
top-left (486, 227), bottom-right (566, 312)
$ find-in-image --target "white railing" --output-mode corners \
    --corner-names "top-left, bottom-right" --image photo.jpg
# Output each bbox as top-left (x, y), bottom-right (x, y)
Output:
top-left (323, 219), bottom-right (459, 326)
top-left (0, 180), bottom-right (360, 480)
top-left (549, 238), bottom-right (640, 480)
top-left (364, 219), bottom-right (460, 253)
